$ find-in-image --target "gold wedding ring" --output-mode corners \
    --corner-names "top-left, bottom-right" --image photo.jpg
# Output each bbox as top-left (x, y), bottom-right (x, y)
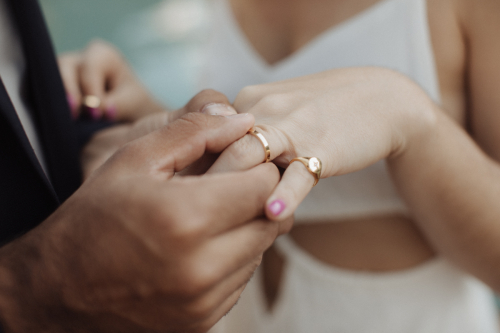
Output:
top-left (290, 157), bottom-right (322, 186)
top-left (82, 95), bottom-right (101, 109)
top-left (248, 129), bottom-right (271, 163)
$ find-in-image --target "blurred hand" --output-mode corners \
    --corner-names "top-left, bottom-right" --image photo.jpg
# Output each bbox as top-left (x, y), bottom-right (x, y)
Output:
top-left (206, 67), bottom-right (435, 221)
top-left (81, 89), bottom-right (237, 179)
top-left (58, 40), bottom-right (164, 121)
top-left (0, 112), bottom-right (292, 332)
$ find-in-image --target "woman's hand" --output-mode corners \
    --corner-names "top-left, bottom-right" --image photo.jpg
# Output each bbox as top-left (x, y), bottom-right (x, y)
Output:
top-left (207, 67), bottom-right (436, 221)
top-left (81, 90), bottom-right (237, 179)
top-left (58, 40), bottom-right (165, 121)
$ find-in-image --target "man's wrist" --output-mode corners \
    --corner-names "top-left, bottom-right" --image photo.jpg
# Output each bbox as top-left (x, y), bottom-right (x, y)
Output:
top-left (0, 227), bottom-right (64, 332)
top-left (0, 239), bottom-right (35, 332)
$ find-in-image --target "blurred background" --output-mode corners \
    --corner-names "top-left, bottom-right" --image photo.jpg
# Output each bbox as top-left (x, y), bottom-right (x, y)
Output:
top-left (40, 0), bottom-right (500, 313)
top-left (40, 0), bottom-right (210, 109)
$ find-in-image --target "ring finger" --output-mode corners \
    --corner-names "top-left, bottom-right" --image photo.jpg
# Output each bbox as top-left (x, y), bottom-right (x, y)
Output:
top-left (206, 125), bottom-right (287, 174)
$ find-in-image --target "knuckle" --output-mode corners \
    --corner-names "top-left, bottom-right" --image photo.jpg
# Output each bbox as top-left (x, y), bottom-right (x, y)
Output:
top-left (116, 140), bottom-right (139, 159)
top-left (159, 202), bottom-right (208, 244)
top-left (187, 89), bottom-right (227, 112)
top-left (234, 85), bottom-right (262, 109)
top-left (166, 218), bottom-right (206, 245)
top-left (87, 39), bottom-right (121, 62)
top-left (225, 135), bottom-right (257, 162)
top-left (237, 85), bottom-right (261, 100)
top-left (295, 163), bottom-right (315, 186)
top-left (182, 296), bottom-right (217, 322)
top-left (175, 261), bottom-right (217, 298)
top-left (196, 88), bottom-right (223, 100)
top-left (167, 114), bottom-right (210, 148)
top-left (177, 112), bottom-right (208, 131)
top-left (256, 93), bottom-right (290, 114)
top-left (87, 39), bottom-right (111, 52)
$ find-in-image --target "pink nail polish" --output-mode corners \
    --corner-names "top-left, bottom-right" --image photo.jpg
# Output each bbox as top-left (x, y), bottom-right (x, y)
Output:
top-left (105, 105), bottom-right (117, 121)
top-left (268, 199), bottom-right (286, 216)
top-left (89, 107), bottom-right (100, 120)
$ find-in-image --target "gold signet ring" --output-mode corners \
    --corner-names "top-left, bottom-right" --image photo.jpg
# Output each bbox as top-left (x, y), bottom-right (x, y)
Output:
top-left (82, 95), bottom-right (101, 109)
top-left (248, 129), bottom-right (271, 163)
top-left (289, 157), bottom-right (322, 186)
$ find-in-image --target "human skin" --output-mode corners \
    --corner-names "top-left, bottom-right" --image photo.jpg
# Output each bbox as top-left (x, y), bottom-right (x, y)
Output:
top-left (58, 0), bottom-right (500, 306)
top-left (216, 0), bottom-right (500, 305)
top-left (79, 89), bottom-right (238, 179)
top-left (58, 40), bottom-right (166, 121)
top-left (208, 66), bottom-right (500, 292)
top-left (0, 111), bottom-right (292, 332)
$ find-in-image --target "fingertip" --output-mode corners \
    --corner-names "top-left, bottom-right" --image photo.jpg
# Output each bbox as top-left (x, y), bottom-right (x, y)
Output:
top-left (200, 103), bottom-right (237, 116)
top-left (267, 199), bottom-right (287, 219)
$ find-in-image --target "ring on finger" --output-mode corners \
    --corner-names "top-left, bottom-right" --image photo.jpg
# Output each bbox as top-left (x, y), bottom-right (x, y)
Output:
top-left (247, 128), bottom-right (271, 163)
top-left (289, 157), bottom-right (322, 186)
top-left (82, 95), bottom-right (101, 109)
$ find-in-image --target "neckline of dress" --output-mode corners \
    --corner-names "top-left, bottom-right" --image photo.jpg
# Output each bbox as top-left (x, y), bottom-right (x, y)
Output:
top-left (219, 0), bottom-right (404, 74)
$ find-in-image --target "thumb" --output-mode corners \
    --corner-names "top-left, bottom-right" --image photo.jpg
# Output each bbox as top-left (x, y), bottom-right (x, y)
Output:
top-left (120, 112), bottom-right (255, 180)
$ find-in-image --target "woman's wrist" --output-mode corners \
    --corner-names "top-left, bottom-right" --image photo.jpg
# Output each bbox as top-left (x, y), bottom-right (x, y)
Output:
top-left (383, 72), bottom-right (439, 160)
top-left (0, 222), bottom-right (77, 332)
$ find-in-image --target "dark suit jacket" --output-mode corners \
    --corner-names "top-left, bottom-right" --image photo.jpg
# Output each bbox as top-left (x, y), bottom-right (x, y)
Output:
top-left (0, 0), bottom-right (110, 245)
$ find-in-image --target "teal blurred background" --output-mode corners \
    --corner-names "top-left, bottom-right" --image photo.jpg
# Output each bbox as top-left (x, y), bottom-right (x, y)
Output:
top-left (40, 0), bottom-right (209, 108)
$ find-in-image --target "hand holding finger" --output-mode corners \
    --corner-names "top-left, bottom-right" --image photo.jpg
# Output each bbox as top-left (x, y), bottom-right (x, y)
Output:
top-left (103, 112), bottom-right (255, 180)
top-left (161, 163), bottom-right (280, 238)
top-left (206, 125), bottom-right (289, 174)
top-left (127, 89), bottom-right (237, 142)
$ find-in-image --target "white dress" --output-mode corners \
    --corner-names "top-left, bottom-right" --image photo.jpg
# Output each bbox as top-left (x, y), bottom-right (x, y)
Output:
top-left (198, 0), bottom-right (500, 331)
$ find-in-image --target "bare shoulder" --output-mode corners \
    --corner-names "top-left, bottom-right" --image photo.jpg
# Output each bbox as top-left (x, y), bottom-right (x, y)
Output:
top-left (452, 0), bottom-right (500, 30)
top-left (430, 0), bottom-right (500, 160)
top-left (426, 0), bottom-right (466, 123)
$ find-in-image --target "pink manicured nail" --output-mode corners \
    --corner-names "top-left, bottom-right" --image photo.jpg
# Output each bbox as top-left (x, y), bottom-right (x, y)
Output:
top-left (89, 107), bottom-right (100, 120)
top-left (200, 103), bottom-right (236, 116)
top-left (268, 199), bottom-right (286, 216)
top-left (105, 104), bottom-right (117, 121)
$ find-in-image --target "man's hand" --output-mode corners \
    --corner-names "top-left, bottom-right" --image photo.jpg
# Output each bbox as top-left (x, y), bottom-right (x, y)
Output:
top-left (0, 112), bottom-right (290, 332)
top-left (81, 89), bottom-right (237, 179)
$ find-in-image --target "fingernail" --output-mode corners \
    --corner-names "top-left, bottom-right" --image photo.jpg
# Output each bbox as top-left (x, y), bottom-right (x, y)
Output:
top-left (268, 199), bottom-right (286, 217)
top-left (89, 107), bottom-right (101, 120)
top-left (200, 103), bottom-right (236, 116)
top-left (224, 113), bottom-right (250, 119)
top-left (105, 104), bottom-right (117, 121)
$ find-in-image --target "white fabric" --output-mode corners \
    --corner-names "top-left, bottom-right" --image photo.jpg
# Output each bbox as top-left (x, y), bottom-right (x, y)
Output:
top-left (211, 235), bottom-right (499, 333)
top-left (198, 0), bottom-right (442, 222)
top-left (0, 0), bottom-right (48, 175)
top-left (202, 0), bottom-right (499, 331)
